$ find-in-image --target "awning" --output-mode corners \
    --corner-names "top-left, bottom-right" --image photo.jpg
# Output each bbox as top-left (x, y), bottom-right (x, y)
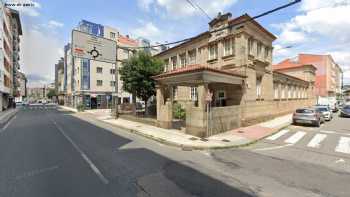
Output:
top-left (153, 64), bottom-right (246, 86)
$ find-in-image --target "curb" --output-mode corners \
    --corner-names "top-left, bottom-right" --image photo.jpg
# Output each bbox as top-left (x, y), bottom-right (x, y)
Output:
top-left (0, 109), bottom-right (18, 129)
top-left (100, 119), bottom-right (254, 150)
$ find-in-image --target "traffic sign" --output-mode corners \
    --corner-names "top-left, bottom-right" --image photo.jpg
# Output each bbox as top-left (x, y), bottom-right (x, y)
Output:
top-left (72, 30), bottom-right (117, 63)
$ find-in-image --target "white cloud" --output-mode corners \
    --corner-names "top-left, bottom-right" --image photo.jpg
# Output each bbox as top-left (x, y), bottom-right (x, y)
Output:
top-left (137, 0), bottom-right (237, 19)
top-left (6, 0), bottom-right (41, 17)
top-left (47, 20), bottom-right (64, 28)
top-left (20, 27), bottom-right (63, 87)
top-left (133, 22), bottom-right (164, 42)
top-left (273, 0), bottom-right (350, 84)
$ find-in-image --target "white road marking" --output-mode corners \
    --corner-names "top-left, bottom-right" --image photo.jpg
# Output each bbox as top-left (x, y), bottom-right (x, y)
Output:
top-left (307, 134), bottom-right (327, 148)
top-left (254, 144), bottom-right (293, 151)
top-left (51, 120), bottom-right (109, 184)
top-left (266, 129), bottom-right (289, 141)
top-left (335, 158), bottom-right (345, 164)
top-left (284, 131), bottom-right (306, 144)
top-left (1, 115), bottom-right (16, 131)
top-left (335, 137), bottom-right (350, 154)
top-left (320, 130), bottom-right (350, 136)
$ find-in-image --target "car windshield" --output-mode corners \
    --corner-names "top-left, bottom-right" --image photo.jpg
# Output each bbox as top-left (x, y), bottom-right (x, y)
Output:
top-left (316, 107), bottom-right (328, 112)
top-left (296, 109), bottom-right (314, 113)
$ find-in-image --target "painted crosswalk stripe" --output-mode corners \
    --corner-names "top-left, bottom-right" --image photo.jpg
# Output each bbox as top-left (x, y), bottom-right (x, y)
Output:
top-left (284, 131), bottom-right (306, 144)
top-left (266, 129), bottom-right (289, 141)
top-left (335, 137), bottom-right (350, 154)
top-left (307, 134), bottom-right (327, 148)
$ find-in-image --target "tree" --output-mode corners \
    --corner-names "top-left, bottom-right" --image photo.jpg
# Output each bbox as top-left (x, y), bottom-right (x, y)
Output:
top-left (119, 51), bottom-right (163, 115)
top-left (46, 89), bottom-right (56, 99)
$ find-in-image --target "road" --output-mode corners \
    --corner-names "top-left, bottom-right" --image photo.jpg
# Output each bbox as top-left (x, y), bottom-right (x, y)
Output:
top-left (0, 105), bottom-right (349, 197)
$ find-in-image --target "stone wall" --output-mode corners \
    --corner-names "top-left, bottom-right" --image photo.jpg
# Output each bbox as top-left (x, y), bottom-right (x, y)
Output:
top-left (241, 98), bottom-right (315, 126)
top-left (210, 105), bottom-right (241, 135)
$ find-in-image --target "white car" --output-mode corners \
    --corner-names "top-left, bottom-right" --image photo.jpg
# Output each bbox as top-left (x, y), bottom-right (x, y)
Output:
top-left (315, 106), bottom-right (333, 121)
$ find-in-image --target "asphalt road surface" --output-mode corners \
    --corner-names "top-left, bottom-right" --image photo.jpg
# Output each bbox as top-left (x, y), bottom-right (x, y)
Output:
top-left (1, 105), bottom-right (350, 197)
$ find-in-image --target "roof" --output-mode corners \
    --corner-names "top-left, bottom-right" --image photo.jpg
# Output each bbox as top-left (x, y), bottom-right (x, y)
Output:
top-left (155, 13), bottom-right (276, 57)
top-left (273, 55), bottom-right (317, 71)
top-left (154, 31), bottom-right (210, 57)
top-left (273, 71), bottom-right (309, 84)
top-left (117, 35), bottom-right (139, 47)
top-left (229, 14), bottom-right (277, 40)
top-left (153, 64), bottom-right (247, 80)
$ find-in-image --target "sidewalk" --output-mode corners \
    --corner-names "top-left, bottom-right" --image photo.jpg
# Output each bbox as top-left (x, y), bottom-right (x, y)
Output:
top-left (0, 108), bottom-right (19, 128)
top-left (59, 105), bottom-right (292, 149)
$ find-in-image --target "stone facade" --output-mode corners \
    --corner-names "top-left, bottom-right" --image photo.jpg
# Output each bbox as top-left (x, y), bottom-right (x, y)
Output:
top-left (153, 13), bottom-right (316, 137)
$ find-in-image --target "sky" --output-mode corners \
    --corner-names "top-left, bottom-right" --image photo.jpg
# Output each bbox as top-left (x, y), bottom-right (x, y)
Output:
top-left (7, 0), bottom-right (350, 87)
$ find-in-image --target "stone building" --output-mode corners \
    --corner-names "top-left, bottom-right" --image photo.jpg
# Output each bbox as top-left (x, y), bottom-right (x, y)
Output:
top-left (153, 13), bottom-right (315, 137)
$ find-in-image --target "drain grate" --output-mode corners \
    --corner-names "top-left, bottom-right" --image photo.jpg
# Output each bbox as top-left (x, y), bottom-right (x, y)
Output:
top-left (189, 137), bottom-right (198, 141)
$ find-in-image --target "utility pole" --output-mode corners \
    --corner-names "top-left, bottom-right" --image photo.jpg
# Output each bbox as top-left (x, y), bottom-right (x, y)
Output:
top-left (114, 45), bottom-right (119, 119)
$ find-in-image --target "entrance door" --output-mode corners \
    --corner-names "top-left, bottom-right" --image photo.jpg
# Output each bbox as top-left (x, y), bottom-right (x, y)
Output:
top-left (91, 97), bottom-right (97, 109)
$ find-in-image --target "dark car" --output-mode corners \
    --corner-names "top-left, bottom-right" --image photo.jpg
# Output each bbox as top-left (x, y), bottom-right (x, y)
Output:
top-left (340, 105), bottom-right (350, 117)
top-left (293, 108), bottom-right (325, 127)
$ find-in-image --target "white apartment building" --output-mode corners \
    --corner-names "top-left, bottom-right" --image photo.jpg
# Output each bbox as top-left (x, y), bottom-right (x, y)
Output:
top-left (64, 20), bottom-right (136, 109)
top-left (0, 3), bottom-right (22, 111)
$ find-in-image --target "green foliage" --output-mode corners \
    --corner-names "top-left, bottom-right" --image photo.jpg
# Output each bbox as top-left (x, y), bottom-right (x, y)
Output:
top-left (77, 104), bottom-right (85, 112)
top-left (173, 103), bottom-right (186, 120)
top-left (46, 89), bottom-right (56, 98)
top-left (119, 51), bottom-right (163, 103)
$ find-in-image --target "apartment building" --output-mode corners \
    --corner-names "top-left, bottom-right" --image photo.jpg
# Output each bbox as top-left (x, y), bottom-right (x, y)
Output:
top-left (275, 54), bottom-right (343, 97)
top-left (63, 20), bottom-right (138, 109)
top-left (0, 3), bottom-right (22, 110)
top-left (153, 13), bottom-right (315, 137)
top-left (14, 71), bottom-right (27, 102)
top-left (54, 57), bottom-right (64, 104)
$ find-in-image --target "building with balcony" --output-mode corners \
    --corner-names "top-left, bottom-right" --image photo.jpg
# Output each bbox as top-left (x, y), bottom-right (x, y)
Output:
top-left (0, 3), bottom-right (22, 110)
top-left (14, 71), bottom-right (26, 103)
top-left (275, 54), bottom-right (343, 97)
top-left (63, 20), bottom-right (139, 109)
top-left (153, 13), bottom-right (316, 137)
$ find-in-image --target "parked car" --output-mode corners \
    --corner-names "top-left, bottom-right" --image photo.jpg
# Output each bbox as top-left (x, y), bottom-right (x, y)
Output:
top-left (314, 105), bottom-right (332, 121)
top-left (340, 105), bottom-right (350, 117)
top-left (293, 108), bottom-right (324, 127)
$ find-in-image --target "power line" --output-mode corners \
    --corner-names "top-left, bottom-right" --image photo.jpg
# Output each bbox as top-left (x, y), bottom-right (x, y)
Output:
top-left (185, 0), bottom-right (212, 20)
top-left (127, 0), bottom-right (301, 49)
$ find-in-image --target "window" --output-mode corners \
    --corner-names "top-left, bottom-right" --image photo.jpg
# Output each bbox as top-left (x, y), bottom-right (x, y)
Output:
top-left (110, 32), bottom-right (116, 39)
top-left (179, 53), bottom-right (186, 67)
top-left (110, 69), bottom-right (115, 74)
top-left (274, 83), bottom-right (279, 99)
top-left (164, 58), bottom-right (169, 72)
top-left (97, 80), bottom-right (103, 86)
top-left (216, 90), bottom-right (226, 107)
top-left (256, 76), bottom-right (262, 98)
top-left (171, 56), bottom-right (177, 70)
top-left (288, 85), bottom-right (291, 98)
top-left (208, 44), bottom-right (218, 60)
top-left (257, 42), bottom-right (262, 57)
top-left (96, 67), bottom-right (103, 73)
top-left (248, 38), bottom-right (254, 55)
top-left (172, 86), bottom-right (178, 99)
top-left (110, 81), bottom-right (116, 86)
top-left (190, 87), bottom-right (198, 101)
top-left (223, 38), bottom-right (235, 56)
top-left (281, 85), bottom-right (285, 99)
top-left (188, 49), bottom-right (196, 64)
top-left (264, 46), bottom-right (270, 59)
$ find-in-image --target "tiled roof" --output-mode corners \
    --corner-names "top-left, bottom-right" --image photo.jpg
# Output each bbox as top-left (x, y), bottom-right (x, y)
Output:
top-left (273, 54), bottom-right (318, 71)
top-left (153, 64), bottom-right (246, 79)
top-left (118, 35), bottom-right (139, 47)
top-left (273, 71), bottom-right (309, 84)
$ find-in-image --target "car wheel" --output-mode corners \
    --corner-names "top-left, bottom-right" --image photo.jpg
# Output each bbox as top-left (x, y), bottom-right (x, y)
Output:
top-left (315, 120), bottom-right (321, 127)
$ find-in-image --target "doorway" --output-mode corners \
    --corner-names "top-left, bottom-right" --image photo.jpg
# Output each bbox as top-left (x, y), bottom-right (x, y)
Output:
top-left (91, 97), bottom-right (97, 109)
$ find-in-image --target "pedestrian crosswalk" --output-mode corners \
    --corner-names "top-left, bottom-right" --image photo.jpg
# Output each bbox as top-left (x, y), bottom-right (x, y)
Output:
top-left (264, 129), bottom-right (350, 155)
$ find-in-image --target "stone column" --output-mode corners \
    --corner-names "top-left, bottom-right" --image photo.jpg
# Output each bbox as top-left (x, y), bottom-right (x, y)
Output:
top-left (156, 85), bottom-right (173, 129)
